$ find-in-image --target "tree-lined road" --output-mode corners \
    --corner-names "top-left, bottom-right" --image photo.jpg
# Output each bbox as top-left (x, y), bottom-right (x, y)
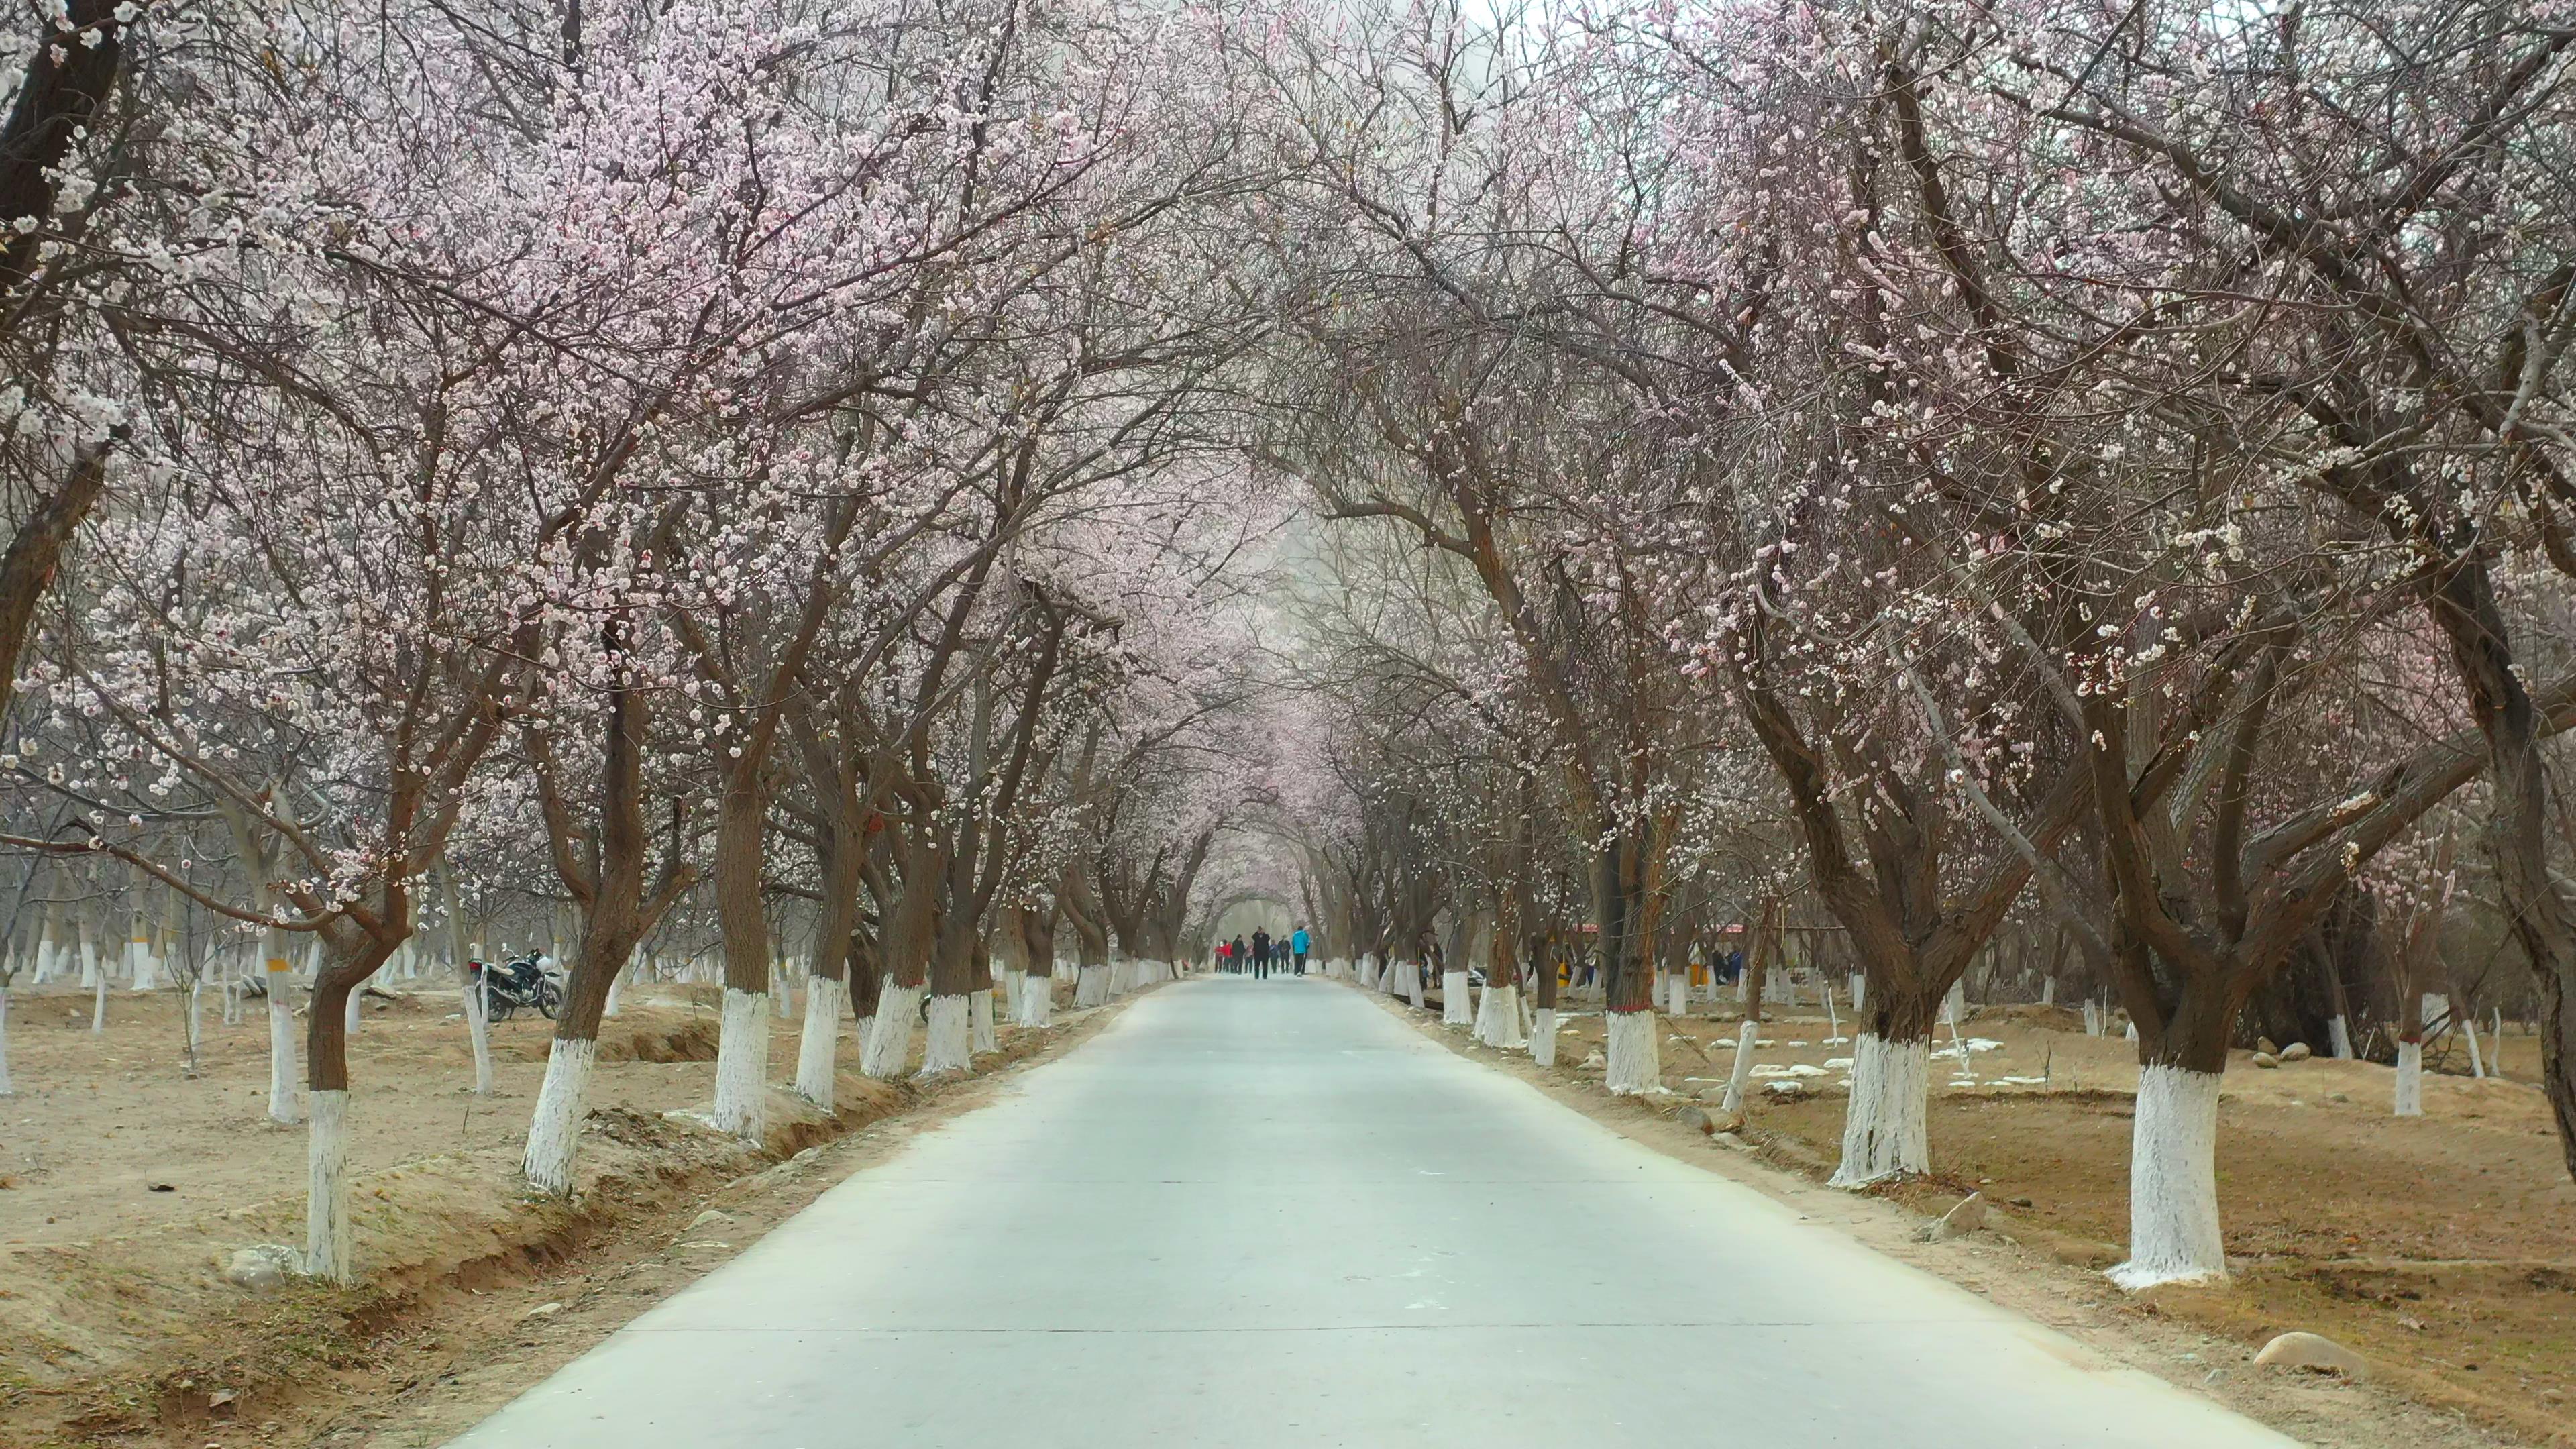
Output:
top-left (446, 981), bottom-right (2292, 1448)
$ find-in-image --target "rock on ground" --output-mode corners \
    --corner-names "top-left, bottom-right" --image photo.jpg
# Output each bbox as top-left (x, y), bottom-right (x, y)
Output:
top-left (223, 1244), bottom-right (299, 1290)
top-left (2253, 1332), bottom-right (2368, 1378)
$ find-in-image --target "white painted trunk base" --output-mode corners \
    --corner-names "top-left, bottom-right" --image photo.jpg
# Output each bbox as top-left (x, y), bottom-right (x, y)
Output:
top-left (795, 976), bottom-right (845, 1109)
top-left (0, 987), bottom-right (13, 1095)
top-left (2329, 1014), bottom-right (2353, 1059)
top-left (1474, 983), bottom-right (1526, 1049)
top-left (268, 991), bottom-right (301, 1124)
top-left (603, 970), bottom-right (625, 1018)
top-left (970, 989), bottom-right (996, 1055)
top-left (344, 986), bottom-right (362, 1036)
top-left (1002, 970), bottom-right (1026, 1022)
top-left (1442, 971), bottom-right (1472, 1026)
top-left (90, 973), bottom-right (105, 1032)
top-left (523, 1038), bottom-right (596, 1197)
top-left (1720, 1019), bottom-right (1761, 1116)
top-left (463, 981), bottom-right (494, 1095)
top-left (1663, 974), bottom-right (1689, 1018)
top-left (918, 994), bottom-right (971, 1077)
top-left (2108, 1065), bottom-right (2228, 1290)
top-left (1530, 1007), bottom-right (1558, 1067)
top-left (862, 981), bottom-right (922, 1078)
top-left (1604, 1010), bottom-right (1660, 1095)
top-left (1016, 971), bottom-right (1053, 1027)
top-left (2394, 1041), bottom-right (2424, 1117)
top-left (1828, 1034), bottom-right (1931, 1189)
top-left (1075, 964), bottom-right (1110, 1008)
top-left (305, 1089), bottom-right (354, 1282)
top-left (712, 987), bottom-right (769, 1140)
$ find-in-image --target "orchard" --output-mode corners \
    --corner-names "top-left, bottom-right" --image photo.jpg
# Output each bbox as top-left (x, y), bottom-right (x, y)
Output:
top-left (2, 1), bottom-right (2573, 1444)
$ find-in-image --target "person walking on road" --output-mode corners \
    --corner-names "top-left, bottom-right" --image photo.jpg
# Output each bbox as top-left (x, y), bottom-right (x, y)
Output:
top-left (1251, 929), bottom-right (1273, 980)
top-left (1232, 936), bottom-right (1250, 979)
top-left (1291, 925), bottom-right (1311, 975)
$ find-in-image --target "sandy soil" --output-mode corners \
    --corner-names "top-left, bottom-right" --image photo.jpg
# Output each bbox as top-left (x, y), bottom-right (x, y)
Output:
top-left (0, 975), bottom-right (1105, 1448)
top-left (1399, 985), bottom-right (2575, 1449)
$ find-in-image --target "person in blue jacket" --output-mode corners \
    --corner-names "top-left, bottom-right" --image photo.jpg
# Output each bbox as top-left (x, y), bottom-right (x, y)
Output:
top-left (1291, 926), bottom-right (1311, 975)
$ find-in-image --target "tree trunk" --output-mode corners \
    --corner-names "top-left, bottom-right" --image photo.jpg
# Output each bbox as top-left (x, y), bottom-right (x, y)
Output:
top-left (1474, 903), bottom-right (1525, 1049)
top-left (2424, 561), bottom-right (2576, 1178)
top-left (2108, 978), bottom-right (2235, 1289)
top-left (920, 906), bottom-right (977, 1078)
top-left (863, 864), bottom-right (937, 1079)
top-left (304, 927), bottom-right (398, 1283)
top-left (710, 763), bottom-right (771, 1138)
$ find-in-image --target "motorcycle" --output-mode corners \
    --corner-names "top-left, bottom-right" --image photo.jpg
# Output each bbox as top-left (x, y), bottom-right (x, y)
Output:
top-left (469, 951), bottom-right (564, 1022)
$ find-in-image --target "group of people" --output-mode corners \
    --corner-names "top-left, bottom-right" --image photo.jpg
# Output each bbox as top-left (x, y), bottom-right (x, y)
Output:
top-left (1214, 926), bottom-right (1309, 980)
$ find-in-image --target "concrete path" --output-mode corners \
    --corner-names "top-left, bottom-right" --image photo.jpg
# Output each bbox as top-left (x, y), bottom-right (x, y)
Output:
top-left (445, 979), bottom-right (2296, 1448)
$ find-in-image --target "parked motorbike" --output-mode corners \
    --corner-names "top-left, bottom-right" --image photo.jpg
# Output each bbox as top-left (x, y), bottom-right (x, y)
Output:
top-left (469, 951), bottom-right (563, 1021)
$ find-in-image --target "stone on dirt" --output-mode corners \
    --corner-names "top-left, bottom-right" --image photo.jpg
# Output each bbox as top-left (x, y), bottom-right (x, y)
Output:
top-left (2250, 1051), bottom-right (2279, 1069)
top-left (2279, 1042), bottom-right (2312, 1062)
top-left (1916, 1192), bottom-right (1987, 1243)
top-left (222, 1244), bottom-right (299, 1290)
top-left (2253, 1332), bottom-right (2368, 1379)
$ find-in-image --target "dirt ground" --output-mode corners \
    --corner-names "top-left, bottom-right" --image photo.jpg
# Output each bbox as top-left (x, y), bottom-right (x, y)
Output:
top-left (0, 975), bottom-right (1104, 1448)
top-left (1444, 989), bottom-right (2575, 1448)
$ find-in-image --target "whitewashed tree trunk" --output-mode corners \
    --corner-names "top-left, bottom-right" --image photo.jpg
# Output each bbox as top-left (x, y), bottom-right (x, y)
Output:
top-left (89, 970), bottom-right (106, 1032)
top-left (128, 928), bottom-right (159, 992)
top-left (1719, 1018), bottom-right (1760, 1116)
top-left (523, 1038), bottom-right (596, 1197)
top-left (970, 988), bottom-right (996, 1055)
top-left (1404, 961), bottom-right (1425, 1009)
top-left (186, 979), bottom-right (204, 1064)
top-left (862, 979), bottom-right (921, 1078)
top-left (1001, 969), bottom-right (1024, 1022)
top-left (1531, 1007), bottom-right (1558, 1067)
top-left (602, 967), bottom-right (626, 1019)
top-left (712, 987), bottom-right (769, 1140)
top-left (1442, 970), bottom-right (1472, 1025)
top-left (1847, 972), bottom-right (1864, 1014)
top-left (305, 1089), bottom-right (354, 1283)
top-left (0, 985), bottom-right (13, 1095)
top-left (268, 983), bottom-right (301, 1124)
top-left (2329, 1014), bottom-right (2353, 1059)
top-left (2461, 1017), bottom-right (2487, 1078)
top-left (918, 994), bottom-right (971, 1077)
top-left (1075, 963), bottom-right (1109, 1008)
top-left (1017, 968), bottom-right (1052, 1026)
top-left (1663, 973), bottom-right (1689, 1018)
top-left (462, 979), bottom-right (494, 1095)
top-left (2041, 976), bottom-right (2055, 1006)
top-left (794, 975), bottom-right (844, 1110)
top-left (1604, 1010), bottom-right (1660, 1095)
top-left (2107, 1065), bottom-right (2228, 1289)
top-left (2394, 1040), bottom-right (2424, 1116)
top-left (343, 985), bottom-right (362, 1036)
top-left (1473, 983), bottom-right (1525, 1049)
top-left (1827, 1034), bottom-right (1931, 1188)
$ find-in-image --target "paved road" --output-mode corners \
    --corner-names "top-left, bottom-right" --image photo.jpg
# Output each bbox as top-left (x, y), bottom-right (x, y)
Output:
top-left (446, 979), bottom-right (2294, 1448)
